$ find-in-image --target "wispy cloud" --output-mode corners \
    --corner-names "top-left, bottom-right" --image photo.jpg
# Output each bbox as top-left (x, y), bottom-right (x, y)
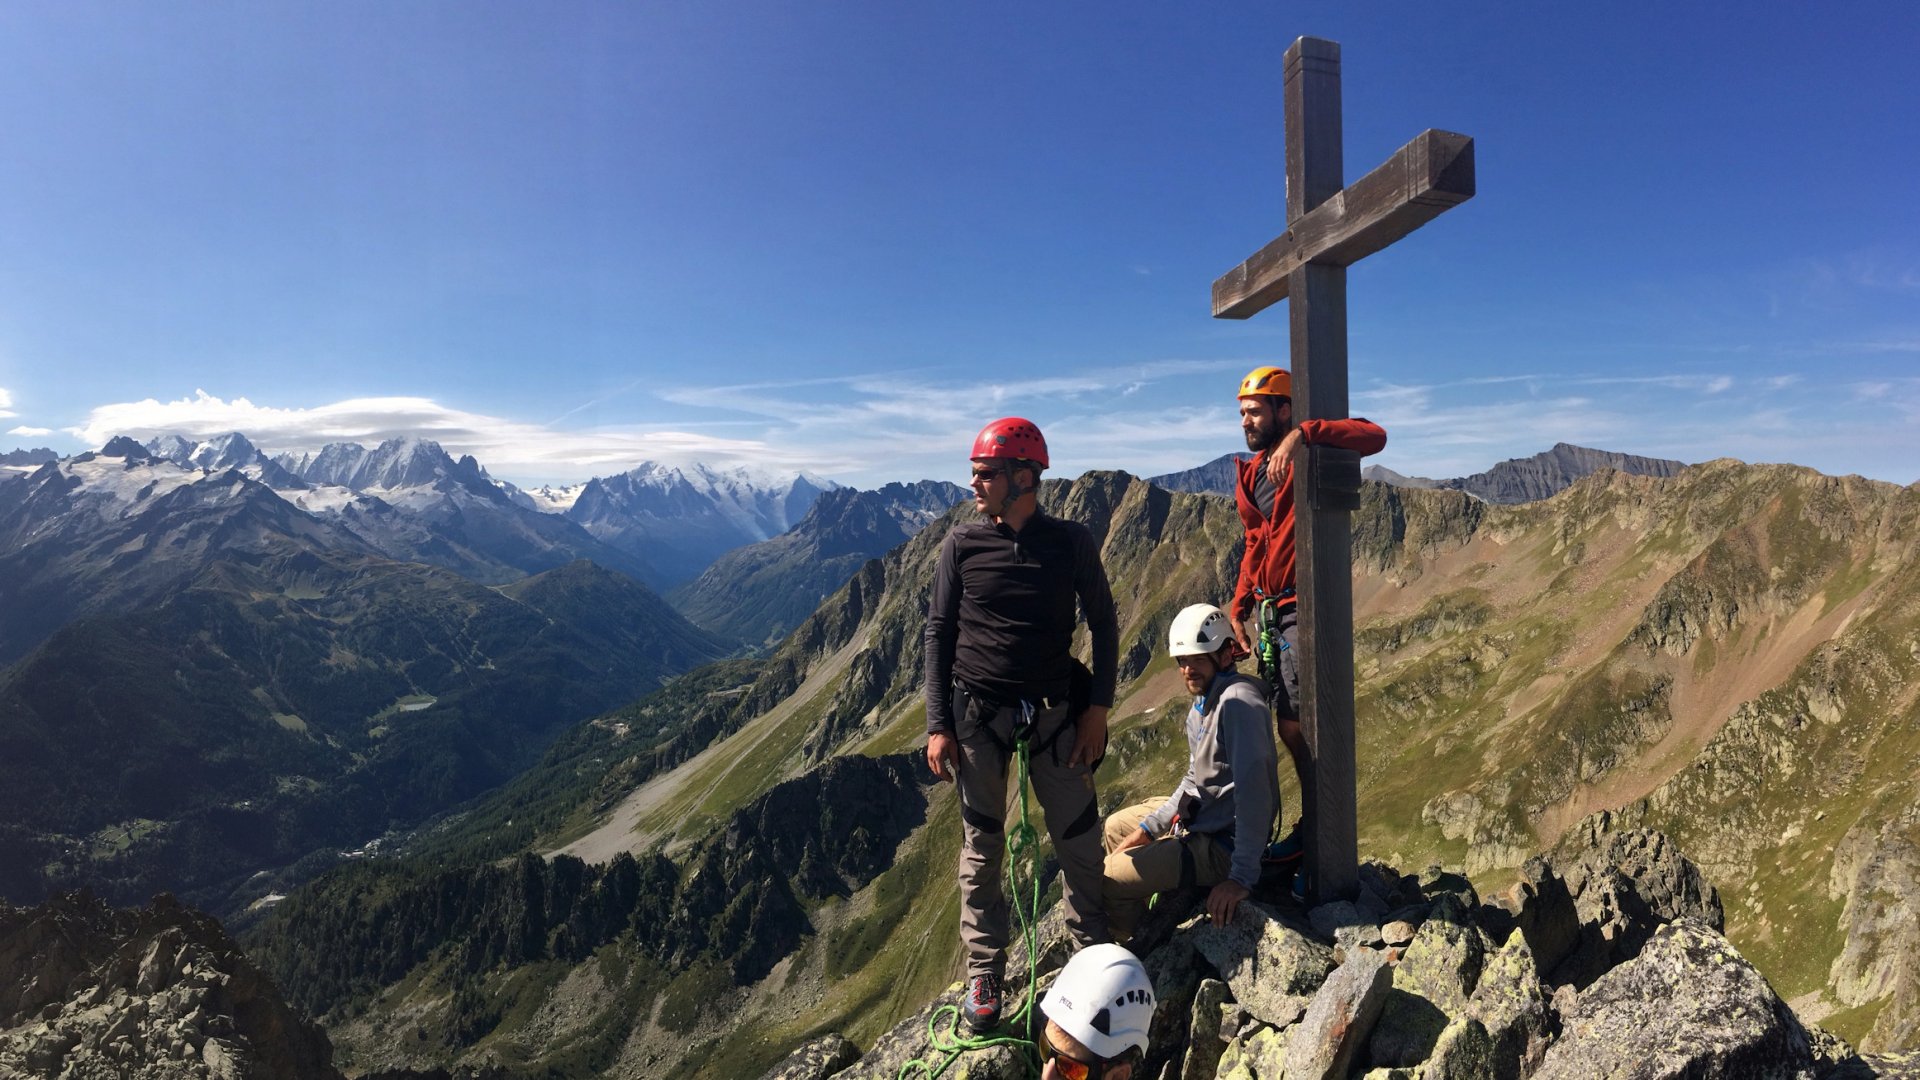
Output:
top-left (544, 378), bottom-right (647, 427)
top-left (0, 387), bottom-right (14, 419)
top-left (1850, 378), bottom-right (1920, 422)
top-left (1570, 373), bottom-right (1735, 392)
top-left (1830, 253), bottom-right (1920, 294)
top-left (68, 390), bottom-right (776, 484)
top-left (7, 426), bottom-right (53, 437)
top-left (1785, 251), bottom-right (1920, 316)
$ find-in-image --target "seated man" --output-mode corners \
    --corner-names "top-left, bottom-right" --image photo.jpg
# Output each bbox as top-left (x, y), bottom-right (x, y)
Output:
top-left (1102, 603), bottom-right (1279, 940)
top-left (1038, 943), bottom-right (1155, 1080)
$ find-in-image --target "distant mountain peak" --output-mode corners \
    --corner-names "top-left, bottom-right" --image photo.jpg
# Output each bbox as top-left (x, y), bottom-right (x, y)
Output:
top-left (0, 446), bottom-right (60, 468)
top-left (282, 437), bottom-right (464, 492)
top-left (98, 435), bottom-right (157, 462)
top-left (1157, 444), bottom-right (1689, 505)
top-left (567, 461), bottom-right (844, 588)
top-left (1148, 453), bottom-right (1249, 496)
top-left (669, 478), bottom-right (967, 644)
top-left (146, 434), bottom-right (195, 463)
top-left (1420, 444), bottom-right (1690, 505)
top-left (503, 480), bottom-right (590, 514)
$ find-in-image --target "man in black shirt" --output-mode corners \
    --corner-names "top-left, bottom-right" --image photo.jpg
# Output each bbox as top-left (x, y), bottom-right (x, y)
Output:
top-left (924, 417), bottom-right (1119, 1034)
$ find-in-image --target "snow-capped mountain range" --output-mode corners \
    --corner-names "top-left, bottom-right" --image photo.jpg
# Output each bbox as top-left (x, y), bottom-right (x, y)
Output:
top-left (1, 426), bottom-right (838, 605)
top-left (511, 482), bottom-right (589, 514)
top-left (0, 436), bottom-right (370, 665)
top-left (564, 461), bottom-right (839, 586)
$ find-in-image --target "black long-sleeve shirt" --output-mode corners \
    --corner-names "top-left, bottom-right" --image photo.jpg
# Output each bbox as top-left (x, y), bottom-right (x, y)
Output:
top-left (923, 511), bottom-right (1119, 734)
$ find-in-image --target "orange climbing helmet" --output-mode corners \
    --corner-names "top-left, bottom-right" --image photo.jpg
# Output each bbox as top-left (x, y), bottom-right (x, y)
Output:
top-left (971, 417), bottom-right (1049, 470)
top-left (1238, 366), bottom-right (1292, 400)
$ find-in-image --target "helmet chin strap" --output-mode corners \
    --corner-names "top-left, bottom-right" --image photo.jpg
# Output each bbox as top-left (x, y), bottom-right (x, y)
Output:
top-left (1002, 461), bottom-right (1032, 503)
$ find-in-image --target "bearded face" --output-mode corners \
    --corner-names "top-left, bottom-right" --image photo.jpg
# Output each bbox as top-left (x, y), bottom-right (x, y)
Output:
top-left (1239, 396), bottom-right (1290, 453)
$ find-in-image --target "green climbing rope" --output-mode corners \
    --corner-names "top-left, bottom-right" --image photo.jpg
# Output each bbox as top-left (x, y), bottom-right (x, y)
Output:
top-left (897, 738), bottom-right (1047, 1080)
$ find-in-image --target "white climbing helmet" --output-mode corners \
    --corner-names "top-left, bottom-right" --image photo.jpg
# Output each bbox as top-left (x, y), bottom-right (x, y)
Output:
top-left (1167, 603), bottom-right (1232, 660)
top-left (1041, 943), bottom-right (1155, 1061)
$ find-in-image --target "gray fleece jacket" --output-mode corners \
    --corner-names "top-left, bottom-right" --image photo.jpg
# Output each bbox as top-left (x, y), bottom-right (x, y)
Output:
top-left (1139, 670), bottom-right (1279, 888)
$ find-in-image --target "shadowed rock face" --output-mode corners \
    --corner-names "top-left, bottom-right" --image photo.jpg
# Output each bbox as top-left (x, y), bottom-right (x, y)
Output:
top-left (756, 1034), bottom-right (859, 1080)
top-left (673, 753), bottom-right (932, 982)
top-left (1828, 814), bottom-right (1920, 1051)
top-left (1534, 918), bottom-right (1813, 1080)
top-left (0, 892), bottom-right (339, 1079)
top-left (252, 753), bottom-right (932, 1047)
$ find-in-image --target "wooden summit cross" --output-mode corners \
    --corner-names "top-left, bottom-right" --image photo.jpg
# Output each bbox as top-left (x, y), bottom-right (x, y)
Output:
top-left (1213, 37), bottom-right (1474, 903)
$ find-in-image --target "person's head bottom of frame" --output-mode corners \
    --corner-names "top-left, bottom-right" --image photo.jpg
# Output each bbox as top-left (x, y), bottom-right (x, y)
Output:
top-left (1038, 943), bottom-right (1154, 1080)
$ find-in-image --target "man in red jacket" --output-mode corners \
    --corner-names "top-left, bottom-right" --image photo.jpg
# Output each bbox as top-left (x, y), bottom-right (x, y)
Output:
top-left (1230, 365), bottom-right (1386, 871)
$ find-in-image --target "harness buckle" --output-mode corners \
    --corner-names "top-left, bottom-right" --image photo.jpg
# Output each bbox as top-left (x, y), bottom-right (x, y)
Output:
top-left (1010, 699), bottom-right (1037, 745)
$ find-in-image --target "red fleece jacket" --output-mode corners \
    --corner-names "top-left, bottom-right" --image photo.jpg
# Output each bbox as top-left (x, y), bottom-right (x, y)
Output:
top-left (1232, 417), bottom-right (1387, 623)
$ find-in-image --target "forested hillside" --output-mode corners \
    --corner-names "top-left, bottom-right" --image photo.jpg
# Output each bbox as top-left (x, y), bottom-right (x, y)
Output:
top-left (0, 555), bottom-right (726, 912)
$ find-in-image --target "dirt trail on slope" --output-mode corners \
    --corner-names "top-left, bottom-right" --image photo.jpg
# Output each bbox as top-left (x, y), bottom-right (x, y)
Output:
top-left (554, 635), bottom-right (870, 865)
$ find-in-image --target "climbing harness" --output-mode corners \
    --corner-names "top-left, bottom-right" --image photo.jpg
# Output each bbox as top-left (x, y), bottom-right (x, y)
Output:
top-left (1009, 698), bottom-right (1037, 747)
top-left (897, 726), bottom-right (1048, 1080)
top-left (1253, 587), bottom-right (1295, 685)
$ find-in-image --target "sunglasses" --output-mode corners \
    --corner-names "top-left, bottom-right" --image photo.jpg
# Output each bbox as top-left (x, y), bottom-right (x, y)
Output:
top-left (1041, 1031), bottom-right (1125, 1080)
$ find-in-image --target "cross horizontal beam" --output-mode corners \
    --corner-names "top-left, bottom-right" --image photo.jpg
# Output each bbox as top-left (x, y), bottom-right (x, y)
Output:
top-left (1212, 129), bottom-right (1475, 320)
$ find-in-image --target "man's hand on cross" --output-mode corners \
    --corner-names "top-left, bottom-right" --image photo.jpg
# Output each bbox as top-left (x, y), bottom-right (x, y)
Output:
top-left (1265, 428), bottom-right (1304, 488)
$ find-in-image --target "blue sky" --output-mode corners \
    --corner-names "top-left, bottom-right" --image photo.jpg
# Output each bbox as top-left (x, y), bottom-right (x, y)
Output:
top-left (1, 1), bottom-right (1915, 489)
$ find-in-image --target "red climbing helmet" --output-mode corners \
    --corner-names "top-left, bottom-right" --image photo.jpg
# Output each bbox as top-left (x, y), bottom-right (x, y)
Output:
top-left (971, 417), bottom-right (1049, 470)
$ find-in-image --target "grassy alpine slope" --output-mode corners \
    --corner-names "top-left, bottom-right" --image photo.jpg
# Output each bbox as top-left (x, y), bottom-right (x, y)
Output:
top-left (252, 461), bottom-right (1920, 1075)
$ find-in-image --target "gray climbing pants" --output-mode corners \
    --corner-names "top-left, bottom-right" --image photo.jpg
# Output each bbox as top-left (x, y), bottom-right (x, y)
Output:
top-left (954, 689), bottom-right (1107, 977)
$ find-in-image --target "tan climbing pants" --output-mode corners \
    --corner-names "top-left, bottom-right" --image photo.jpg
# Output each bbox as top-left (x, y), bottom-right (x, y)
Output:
top-left (1101, 799), bottom-right (1233, 945)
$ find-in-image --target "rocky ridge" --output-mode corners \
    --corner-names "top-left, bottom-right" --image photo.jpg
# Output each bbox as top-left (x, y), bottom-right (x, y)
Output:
top-left (767, 820), bottom-right (1914, 1080)
top-left (0, 446), bottom-right (58, 467)
top-left (1157, 443), bottom-right (1685, 504)
top-left (1365, 443), bottom-right (1689, 505)
top-left (0, 892), bottom-right (337, 1079)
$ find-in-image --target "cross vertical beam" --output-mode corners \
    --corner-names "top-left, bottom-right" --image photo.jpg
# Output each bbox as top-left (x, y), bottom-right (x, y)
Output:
top-left (1284, 38), bottom-right (1360, 905)
top-left (1213, 36), bottom-right (1474, 905)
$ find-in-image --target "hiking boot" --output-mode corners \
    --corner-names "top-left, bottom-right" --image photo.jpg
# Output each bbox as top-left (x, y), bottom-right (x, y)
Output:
top-left (964, 973), bottom-right (1002, 1033)
top-left (1263, 822), bottom-right (1305, 864)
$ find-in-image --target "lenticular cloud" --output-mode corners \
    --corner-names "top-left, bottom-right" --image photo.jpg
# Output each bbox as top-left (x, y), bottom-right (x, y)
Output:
top-left (66, 390), bottom-right (774, 484)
